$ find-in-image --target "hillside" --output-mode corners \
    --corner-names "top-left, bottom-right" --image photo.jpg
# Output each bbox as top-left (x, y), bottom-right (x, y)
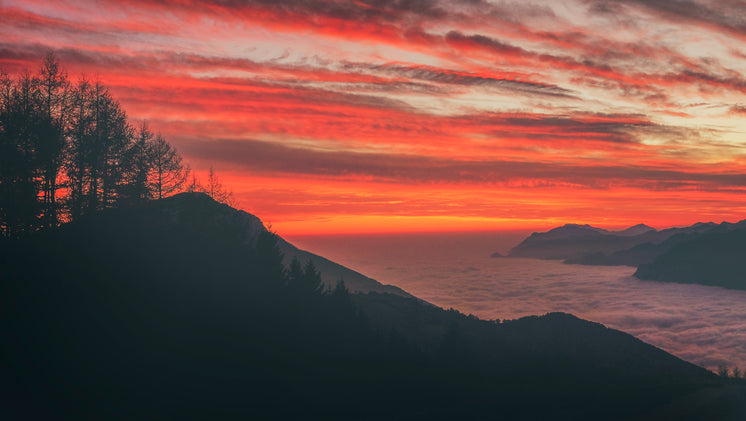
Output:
top-left (1, 193), bottom-right (743, 420)
top-left (509, 219), bottom-right (746, 291)
top-left (508, 223), bottom-right (670, 260)
top-left (509, 221), bottom-right (732, 266)
top-left (48, 192), bottom-right (409, 297)
top-left (565, 228), bottom-right (713, 266)
top-left (635, 228), bottom-right (746, 290)
top-left (279, 242), bottom-right (411, 297)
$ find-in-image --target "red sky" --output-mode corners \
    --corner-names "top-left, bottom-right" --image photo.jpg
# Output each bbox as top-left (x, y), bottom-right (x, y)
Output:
top-left (3, 0), bottom-right (746, 235)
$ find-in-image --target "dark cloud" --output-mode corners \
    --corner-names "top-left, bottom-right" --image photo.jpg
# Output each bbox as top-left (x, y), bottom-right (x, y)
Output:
top-left (120, 80), bottom-right (416, 115)
top-left (0, 45), bottom-right (38, 63)
top-left (589, 0), bottom-right (746, 38)
top-left (138, 0), bottom-right (451, 25)
top-left (674, 70), bottom-right (746, 94)
top-left (176, 136), bottom-right (746, 189)
top-left (443, 30), bottom-right (653, 90)
top-left (493, 114), bottom-right (650, 137)
top-left (344, 61), bottom-right (577, 98)
top-left (460, 112), bottom-right (702, 144)
top-left (0, 42), bottom-right (160, 73)
top-left (445, 30), bottom-right (529, 57)
top-left (0, 6), bottom-right (167, 43)
top-left (442, 28), bottom-right (746, 96)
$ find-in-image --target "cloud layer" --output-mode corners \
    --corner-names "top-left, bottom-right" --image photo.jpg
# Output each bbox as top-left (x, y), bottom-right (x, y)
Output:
top-left (290, 232), bottom-right (746, 372)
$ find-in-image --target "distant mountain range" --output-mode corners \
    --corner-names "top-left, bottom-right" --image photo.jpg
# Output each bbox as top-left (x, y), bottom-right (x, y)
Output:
top-left (635, 227), bottom-right (746, 290)
top-left (2, 193), bottom-right (743, 419)
top-left (505, 219), bottom-right (746, 290)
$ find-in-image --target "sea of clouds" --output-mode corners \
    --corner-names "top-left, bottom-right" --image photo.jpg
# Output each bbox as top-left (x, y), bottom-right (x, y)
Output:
top-left (290, 231), bottom-right (746, 372)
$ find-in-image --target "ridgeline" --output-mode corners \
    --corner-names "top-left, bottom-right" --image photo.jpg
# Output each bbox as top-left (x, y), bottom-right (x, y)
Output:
top-left (1, 193), bottom-right (744, 420)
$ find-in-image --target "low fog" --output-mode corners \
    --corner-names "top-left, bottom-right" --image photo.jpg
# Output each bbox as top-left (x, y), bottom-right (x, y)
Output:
top-left (291, 232), bottom-right (746, 372)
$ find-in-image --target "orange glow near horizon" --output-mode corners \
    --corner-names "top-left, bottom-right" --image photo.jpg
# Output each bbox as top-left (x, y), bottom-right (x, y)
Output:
top-left (210, 172), bottom-right (746, 235)
top-left (4, 0), bottom-right (746, 236)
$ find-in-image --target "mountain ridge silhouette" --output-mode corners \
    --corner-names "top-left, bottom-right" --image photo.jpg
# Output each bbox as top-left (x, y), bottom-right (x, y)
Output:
top-left (1, 193), bottom-right (744, 420)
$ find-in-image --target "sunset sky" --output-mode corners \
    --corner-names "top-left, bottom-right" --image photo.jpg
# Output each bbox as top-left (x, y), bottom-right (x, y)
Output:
top-left (2, 0), bottom-right (746, 235)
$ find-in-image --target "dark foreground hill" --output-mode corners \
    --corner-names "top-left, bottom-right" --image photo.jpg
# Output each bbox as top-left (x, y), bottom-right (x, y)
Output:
top-left (1, 193), bottom-right (744, 420)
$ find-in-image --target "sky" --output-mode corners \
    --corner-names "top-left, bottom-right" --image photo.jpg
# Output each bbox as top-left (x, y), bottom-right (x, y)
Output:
top-left (2, 0), bottom-right (746, 235)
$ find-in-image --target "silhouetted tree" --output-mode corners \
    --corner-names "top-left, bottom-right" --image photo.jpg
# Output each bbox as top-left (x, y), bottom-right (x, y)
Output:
top-left (301, 260), bottom-right (323, 294)
top-left (90, 81), bottom-right (131, 211)
top-left (328, 280), bottom-right (357, 317)
top-left (66, 77), bottom-right (93, 221)
top-left (718, 363), bottom-right (729, 378)
top-left (0, 55), bottom-right (197, 237)
top-left (63, 70), bottom-right (185, 218)
top-left (66, 79), bottom-right (132, 216)
top-left (149, 133), bottom-right (187, 199)
top-left (331, 279), bottom-right (349, 298)
top-left (438, 320), bottom-right (470, 364)
top-left (0, 71), bottom-right (43, 237)
top-left (287, 257), bottom-right (323, 296)
top-left (252, 230), bottom-right (285, 287)
top-left (37, 53), bottom-right (68, 228)
top-left (206, 166), bottom-right (234, 205)
top-left (287, 257), bottom-right (304, 287)
top-left (118, 122), bottom-right (187, 204)
top-left (185, 171), bottom-right (203, 193)
top-left (183, 167), bottom-right (234, 205)
top-left (119, 122), bottom-right (154, 204)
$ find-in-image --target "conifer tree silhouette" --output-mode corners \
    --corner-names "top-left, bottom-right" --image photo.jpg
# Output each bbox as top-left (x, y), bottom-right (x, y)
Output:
top-left (0, 55), bottom-right (190, 237)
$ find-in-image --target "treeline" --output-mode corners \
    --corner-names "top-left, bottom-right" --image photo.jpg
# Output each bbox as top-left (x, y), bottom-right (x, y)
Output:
top-left (719, 363), bottom-right (746, 380)
top-left (0, 54), bottom-right (189, 238)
